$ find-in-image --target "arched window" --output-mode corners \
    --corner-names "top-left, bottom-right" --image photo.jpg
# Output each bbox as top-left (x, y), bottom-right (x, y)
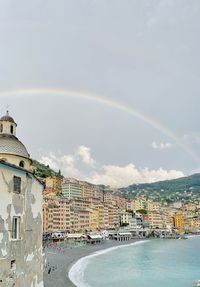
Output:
top-left (10, 125), bottom-right (13, 134)
top-left (0, 124), bottom-right (3, 133)
top-left (19, 161), bottom-right (25, 168)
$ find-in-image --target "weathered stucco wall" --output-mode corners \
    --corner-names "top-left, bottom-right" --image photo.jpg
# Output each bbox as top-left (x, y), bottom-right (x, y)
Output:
top-left (0, 163), bottom-right (44, 287)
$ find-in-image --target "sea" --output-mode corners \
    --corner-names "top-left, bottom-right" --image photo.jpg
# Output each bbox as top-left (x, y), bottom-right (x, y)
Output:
top-left (69, 237), bottom-right (200, 287)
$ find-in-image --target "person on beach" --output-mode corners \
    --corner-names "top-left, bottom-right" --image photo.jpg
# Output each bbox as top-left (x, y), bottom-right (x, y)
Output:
top-left (48, 267), bottom-right (51, 274)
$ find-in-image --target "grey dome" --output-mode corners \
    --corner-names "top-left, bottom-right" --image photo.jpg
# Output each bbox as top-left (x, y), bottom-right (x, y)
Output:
top-left (0, 111), bottom-right (15, 123)
top-left (0, 115), bottom-right (15, 123)
top-left (0, 135), bottom-right (30, 158)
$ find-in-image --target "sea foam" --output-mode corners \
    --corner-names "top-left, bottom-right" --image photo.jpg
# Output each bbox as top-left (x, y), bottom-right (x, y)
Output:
top-left (68, 240), bottom-right (149, 287)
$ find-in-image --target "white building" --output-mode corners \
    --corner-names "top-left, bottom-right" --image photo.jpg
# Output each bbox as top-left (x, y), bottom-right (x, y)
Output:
top-left (62, 178), bottom-right (82, 199)
top-left (0, 112), bottom-right (44, 287)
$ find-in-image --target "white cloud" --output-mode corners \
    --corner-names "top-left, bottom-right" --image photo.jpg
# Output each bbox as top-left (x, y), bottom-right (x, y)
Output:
top-left (76, 145), bottom-right (96, 167)
top-left (152, 141), bottom-right (173, 150)
top-left (40, 145), bottom-right (96, 177)
top-left (40, 153), bottom-right (81, 178)
top-left (88, 164), bottom-right (184, 188)
top-left (40, 146), bottom-right (184, 188)
top-left (40, 152), bottom-right (59, 171)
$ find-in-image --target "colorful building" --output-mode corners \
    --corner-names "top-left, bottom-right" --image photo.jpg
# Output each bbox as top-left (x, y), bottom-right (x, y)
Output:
top-left (45, 175), bottom-right (63, 194)
top-left (62, 178), bottom-right (81, 199)
top-left (148, 211), bottom-right (163, 229)
top-left (79, 181), bottom-right (95, 198)
top-left (173, 212), bottom-right (185, 234)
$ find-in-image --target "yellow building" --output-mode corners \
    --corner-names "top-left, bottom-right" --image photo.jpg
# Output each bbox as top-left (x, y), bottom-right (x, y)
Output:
top-left (96, 204), bottom-right (109, 229)
top-left (147, 200), bottom-right (154, 211)
top-left (174, 212), bottom-right (185, 234)
top-left (79, 180), bottom-right (95, 198)
top-left (46, 175), bottom-right (63, 194)
top-left (132, 198), bottom-right (147, 211)
top-left (69, 208), bottom-right (90, 232)
top-left (89, 207), bottom-right (99, 230)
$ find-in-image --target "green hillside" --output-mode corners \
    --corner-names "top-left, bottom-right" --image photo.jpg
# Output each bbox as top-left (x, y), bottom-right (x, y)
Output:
top-left (118, 174), bottom-right (200, 202)
top-left (32, 160), bottom-right (62, 179)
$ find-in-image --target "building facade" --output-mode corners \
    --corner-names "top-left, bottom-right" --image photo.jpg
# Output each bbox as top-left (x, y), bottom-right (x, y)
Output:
top-left (62, 178), bottom-right (81, 199)
top-left (0, 112), bottom-right (44, 287)
top-left (45, 175), bottom-right (63, 195)
top-left (174, 212), bottom-right (185, 234)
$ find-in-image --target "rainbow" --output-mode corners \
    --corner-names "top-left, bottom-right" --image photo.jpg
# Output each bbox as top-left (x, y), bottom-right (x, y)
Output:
top-left (0, 88), bottom-right (198, 163)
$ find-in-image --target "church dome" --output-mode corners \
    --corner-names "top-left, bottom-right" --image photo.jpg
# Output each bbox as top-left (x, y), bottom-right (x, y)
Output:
top-left (0, 135), bottom-right (30, 158)
top-left (0, 111), bottom-right (15, 123)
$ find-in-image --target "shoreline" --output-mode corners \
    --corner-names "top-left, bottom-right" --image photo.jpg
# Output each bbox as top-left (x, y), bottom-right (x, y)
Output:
top-left (44, 239), bottom-right (144, 287)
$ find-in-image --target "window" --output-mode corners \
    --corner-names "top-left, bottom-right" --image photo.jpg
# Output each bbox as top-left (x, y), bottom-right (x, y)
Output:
top-left (11, 217), bottom-right (20, 240)
top-left (11, 260), bottom-right (16, 271)
top-left (10, 125), bottom-right (13, 134)
top-left (19, 161), bottom-right (25, 168)
top-left (0, 124), bottom-right (2, 133)
top-left (13, 176), bottom-right (21, 193)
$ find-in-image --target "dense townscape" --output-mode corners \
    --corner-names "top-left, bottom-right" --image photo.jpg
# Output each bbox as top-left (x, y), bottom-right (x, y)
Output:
top-left (1, 112), bottom-right (200, 287)
top-left (42, 172), bottom-right (200, 243)
top-left (2, 1), bottom-right (200, 286)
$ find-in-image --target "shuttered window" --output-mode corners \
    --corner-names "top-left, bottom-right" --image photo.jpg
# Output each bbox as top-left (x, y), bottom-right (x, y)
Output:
top-left (13, 176), bottom-right (21, 193)
top-left (11, 217), bottom-right (20, 239)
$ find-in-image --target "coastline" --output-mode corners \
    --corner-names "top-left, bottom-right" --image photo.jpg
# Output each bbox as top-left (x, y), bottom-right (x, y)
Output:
top-left (44, 239), bottom-right (143, 287)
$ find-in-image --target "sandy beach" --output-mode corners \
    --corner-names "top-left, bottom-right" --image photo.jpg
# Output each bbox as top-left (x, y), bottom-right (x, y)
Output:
top-left (44, 239), bottom-right (142, 287)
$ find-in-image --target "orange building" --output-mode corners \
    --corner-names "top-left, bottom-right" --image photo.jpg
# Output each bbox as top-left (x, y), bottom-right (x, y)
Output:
top-left (173, 212), bottom-right (185, 234)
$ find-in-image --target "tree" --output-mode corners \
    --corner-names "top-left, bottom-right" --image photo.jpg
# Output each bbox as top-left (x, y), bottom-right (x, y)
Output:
top-left (136, 209), bottom-right (147, 214)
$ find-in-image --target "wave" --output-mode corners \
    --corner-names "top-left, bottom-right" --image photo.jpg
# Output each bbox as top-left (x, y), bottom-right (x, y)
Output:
top-left (68, 240), bottom-right (149, 287)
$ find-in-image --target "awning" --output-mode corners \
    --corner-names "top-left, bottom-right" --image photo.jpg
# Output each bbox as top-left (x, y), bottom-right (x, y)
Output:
top-left (67, 234), bottom-right (84, 238)
top-left (88, 235), bottom-right (103, 239)
top-left (118, 232), bottom-right (132, 236)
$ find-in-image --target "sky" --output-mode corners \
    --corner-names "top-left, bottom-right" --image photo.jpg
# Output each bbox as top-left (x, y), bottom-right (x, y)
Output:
top-left (0, 0), bottom-right (200, 187)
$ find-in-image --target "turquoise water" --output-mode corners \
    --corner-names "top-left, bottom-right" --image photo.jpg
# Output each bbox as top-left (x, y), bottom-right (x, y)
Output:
top-left (72, 238), bottom-right (200, 287)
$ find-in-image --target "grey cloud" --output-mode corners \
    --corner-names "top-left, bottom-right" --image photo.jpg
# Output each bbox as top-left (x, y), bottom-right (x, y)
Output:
top-left (0, 1), bottom-right (199, 177)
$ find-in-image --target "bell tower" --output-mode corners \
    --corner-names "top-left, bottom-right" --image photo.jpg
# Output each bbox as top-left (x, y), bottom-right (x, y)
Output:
top-left (0, 111), bottom-right (31, 170)
top-left (0, 110), bottom-right (17, 136)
